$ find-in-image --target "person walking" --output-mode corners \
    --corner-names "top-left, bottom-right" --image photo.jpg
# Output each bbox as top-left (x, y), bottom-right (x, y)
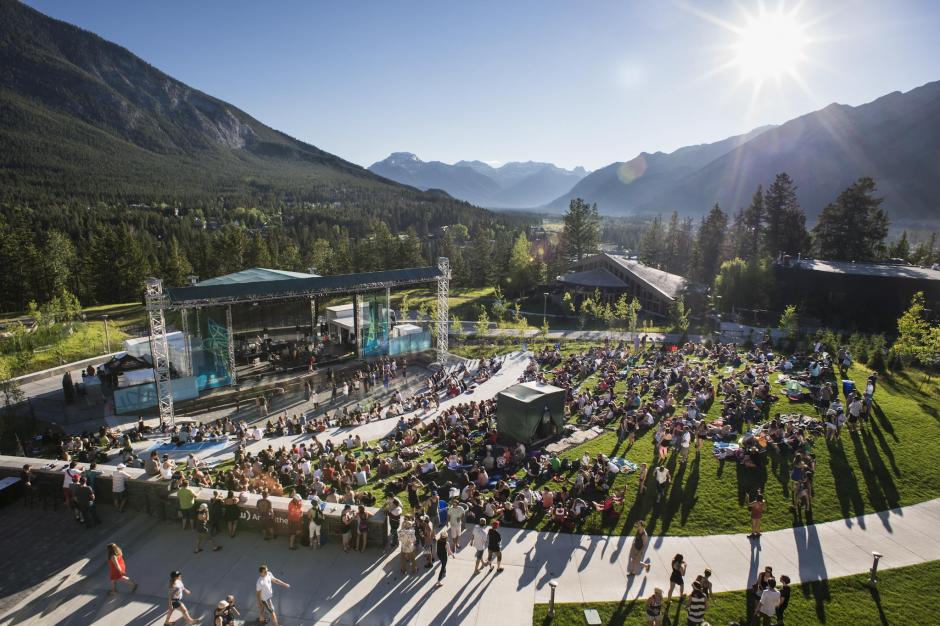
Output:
top-left (747, 490), bottom-right (766, 539)
top-left (667, 553), bottom-right (687, 605)
top-left (645, 588), bottom-right (664, 626)
top-left (163, 570), bottom-right (199, 626)
top-left (341, 504), bottom-right (355, 552)
top-left (287, 494), bottom-right (304, 550)
top-left (194, 503), bottom-right (222, 553)
top-left (627, 521), bottom-right (652, 576)
top-left (398, 518), bottom-right (418, 575)
top-left (112, 463), bottom-right (129, 513)
top-left (486, 520), bottom-right (504, 573)
top-left (387, 497), bottom-right (402, 550)
top-left (258, 490), bottom-right (276, 541)
top-left (471, 518), bottom-right (488, 573)
top-left (355, 504), bottom-right (370, 552)
top-left (653, 465), bottom-right (671, 504)
top-left (433, 529), bottom-right (451, 588)
top-left (256, 565), bottom-right (290, 626)
top-left (74, 476), bottom-right (101, 528)
top-left (106, 544), bottom-right (137, 595)
top-left (223, 490), bottom-right (240, 538)
top-left (308, 497), bottom-right (324, 549)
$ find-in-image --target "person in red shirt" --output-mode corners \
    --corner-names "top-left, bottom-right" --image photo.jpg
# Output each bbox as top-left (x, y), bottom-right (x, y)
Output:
top-left (287, 494), bottom-right (304, 550)
top-left (106, 543), bottom-right (137, 594)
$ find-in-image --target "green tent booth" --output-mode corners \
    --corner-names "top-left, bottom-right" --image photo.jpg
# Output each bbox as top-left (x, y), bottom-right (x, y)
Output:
top-left (496, 381), bottom-right (567, 444)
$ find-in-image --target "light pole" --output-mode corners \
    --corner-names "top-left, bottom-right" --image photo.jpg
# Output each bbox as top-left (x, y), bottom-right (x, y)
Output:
top-left (102, 314), bottom-right (111, 353)
top-left (543, 292), bottom-right (549, 327)
top-left (547, 580), bottom-right (558, 619)
top-left (870, 551), bottom-right (883, 588)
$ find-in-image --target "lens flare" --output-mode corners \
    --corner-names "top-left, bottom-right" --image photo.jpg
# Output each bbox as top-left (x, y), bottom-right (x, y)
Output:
top-left (617, 156), bottom-right (647, 184)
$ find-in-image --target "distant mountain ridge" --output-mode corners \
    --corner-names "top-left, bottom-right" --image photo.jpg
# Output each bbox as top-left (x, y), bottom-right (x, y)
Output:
top-left (0, 0), bottom-right (484, 217)
top-left (548, 81), bottom-right (940, 221)
top-left (369, 152), bottom-right (588, 208)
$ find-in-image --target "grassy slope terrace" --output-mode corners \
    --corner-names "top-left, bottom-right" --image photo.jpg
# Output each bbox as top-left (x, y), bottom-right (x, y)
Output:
top-left (533, 559), bottom-right (940, 625)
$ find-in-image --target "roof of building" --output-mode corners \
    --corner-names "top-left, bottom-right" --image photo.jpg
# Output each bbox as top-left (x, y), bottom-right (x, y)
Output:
top-left (606, 255), bottom-right (687, 300)
top-left (561, 253), bottom-right (687, 301)
top-left (786, 259), bottom-right (940, 281)
top-left (557, 268), bottom-right (629, 289)
top-left (499, 381), bottom-right (566, 404)
top-left (166, 266), bottom-right (443, 306)
top-left (193, 267), bottom-right (319, 287)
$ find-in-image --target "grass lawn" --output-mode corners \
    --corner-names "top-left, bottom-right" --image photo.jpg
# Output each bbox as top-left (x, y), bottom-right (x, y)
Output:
top-left (353, 339), bottom-right (940, 539)
top-left (1, 302), bottom-right (144, 377)
top-left (532, 559), bottom-right (940, 625)
top-left (515, 359), bottom-right (940, 537)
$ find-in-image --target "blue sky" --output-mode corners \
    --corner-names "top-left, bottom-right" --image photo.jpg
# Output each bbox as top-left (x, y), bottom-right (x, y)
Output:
top-left (24, 0), bottom-right (940, 171)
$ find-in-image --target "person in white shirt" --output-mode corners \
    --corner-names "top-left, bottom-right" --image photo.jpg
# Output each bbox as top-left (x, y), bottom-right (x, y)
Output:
top-left (653, 466), bottom-right (671, 503)
top-left (471, 518), bottom-right (488, 573)
top-left (754, 579), bottom-right (781, 625)
top-left (112, 463), bottom-right (129, 512)
top-left (256, 565), bottom-right (290, 626)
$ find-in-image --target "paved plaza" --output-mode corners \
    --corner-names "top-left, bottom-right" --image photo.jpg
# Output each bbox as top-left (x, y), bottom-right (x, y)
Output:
top-left (2, 493), bottom-right (939, 625)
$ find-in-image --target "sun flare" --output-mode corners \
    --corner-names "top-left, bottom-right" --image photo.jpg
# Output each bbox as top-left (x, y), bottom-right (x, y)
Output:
top-left (732, 9), bottom-right (807, 81)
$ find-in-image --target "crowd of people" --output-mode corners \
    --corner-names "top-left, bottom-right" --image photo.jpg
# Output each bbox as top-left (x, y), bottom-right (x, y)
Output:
top-left (23, 333), bottom-right (880, 626)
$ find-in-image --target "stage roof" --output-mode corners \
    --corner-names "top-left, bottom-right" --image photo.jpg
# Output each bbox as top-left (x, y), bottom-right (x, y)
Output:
top-left (165, 266), bottom-right (443, 307)
top-left (194, 267), bottom-right (319, 286)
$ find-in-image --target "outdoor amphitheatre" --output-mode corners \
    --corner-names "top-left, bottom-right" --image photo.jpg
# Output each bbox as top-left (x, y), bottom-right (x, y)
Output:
top-left (2, 257), bottom-right (940, 626)
top-left (3, 4), bottom-right (940, 625)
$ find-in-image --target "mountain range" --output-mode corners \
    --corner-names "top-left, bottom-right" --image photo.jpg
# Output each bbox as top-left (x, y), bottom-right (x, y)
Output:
top-left (0, 0), bottom-right (483, 220)
top-left (369, 152), bottom-right (587, 209)
top-left (549, 81), bottom-right (940, 221)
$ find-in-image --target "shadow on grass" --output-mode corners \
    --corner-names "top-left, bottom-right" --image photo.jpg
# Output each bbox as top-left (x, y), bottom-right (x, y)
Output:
top-left (826, 438), bottom-right (866, 527)
top-left (849, 431), bottom-right (900, 528)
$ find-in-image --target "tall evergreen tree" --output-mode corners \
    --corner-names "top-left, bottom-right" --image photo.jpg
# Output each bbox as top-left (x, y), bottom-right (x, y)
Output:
top-left (763, 172), bottom-right (808, 257)
top-left (639, 215), bottom-right (666, 268)
top-left (812, 177), bottom-right (889, 261)
top-left (692, 204), bottom-right (728, 284)
top-left (561, 198), bottom-right (600, 262)
top-left (161, 237), bottom-right (193, 288)
top-left (740, 186), bottom-right (765, 263)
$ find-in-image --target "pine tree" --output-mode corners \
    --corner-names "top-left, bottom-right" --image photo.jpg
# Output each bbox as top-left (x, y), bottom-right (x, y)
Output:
top-left (741, 186), bottom-right (765, 263)
top-left (763, 172), bottom-right (808, 257)
top-left (561, 198), bottom-right (600, 262)
top-left (639, 215), bottom-right (665, 268)
top-left (162, 237), bottom-right (193, 287)
top-left (505, 232), bottom-right (533, 296)
top-left (692, 204), bottom-right (728, 284)
top-left (889, 231), bottom-right (911, 260)
top-left (812, 177), bottom-right (889, 261)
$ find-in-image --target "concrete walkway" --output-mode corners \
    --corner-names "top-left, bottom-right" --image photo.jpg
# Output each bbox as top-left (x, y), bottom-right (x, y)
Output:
top-left (2, 496), bottom-right (938, 626)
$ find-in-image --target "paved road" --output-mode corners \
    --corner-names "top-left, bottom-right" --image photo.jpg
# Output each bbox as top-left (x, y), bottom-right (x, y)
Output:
top-left (2, 494), bottom-right (938, 626)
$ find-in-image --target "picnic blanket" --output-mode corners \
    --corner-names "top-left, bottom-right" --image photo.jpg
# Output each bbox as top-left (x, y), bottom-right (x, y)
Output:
top-left (609, 457), bottom-right (639, 474)
top-left (712, 441), bottom-right (740, 460)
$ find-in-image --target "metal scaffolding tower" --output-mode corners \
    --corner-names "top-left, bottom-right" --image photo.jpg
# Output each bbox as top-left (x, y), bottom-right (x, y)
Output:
top-left (179, 308), bottom-right (192, 377)
top-left (144, 278), bottom-right (175, 426)
top-left (225, 305), bottom-right (237, 385)
top-left (436, 257), bottom-right (451, 364)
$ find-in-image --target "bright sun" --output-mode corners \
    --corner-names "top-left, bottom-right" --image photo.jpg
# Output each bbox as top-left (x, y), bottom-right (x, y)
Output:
top-left (732, 9), bottom-right (807, 81)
